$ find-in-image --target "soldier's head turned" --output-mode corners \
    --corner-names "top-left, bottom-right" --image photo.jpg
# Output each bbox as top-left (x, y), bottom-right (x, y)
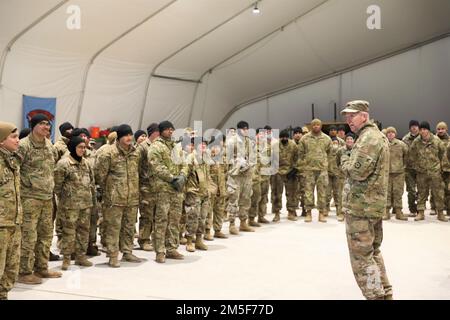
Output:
top-left (30, 114), bottom-right (50, 138)
top-left (0, 121), bottom-right (19, 152)
top-left (134, 130), bottom-right (147, 145)
top-left (59, 122), bottom-right (74, 139)
top-left (337, 125), bottom-right (346, 139)
top-left (436, 121), bottom-right (448, 137)
top-left (310, 118), bottom-right (322, 134)
top-left (147, 122), bottom-right (160, 141)
top-left (159, 121), bottom-right (175, 139)
top-left (341, 100), bottom-right (370, 133)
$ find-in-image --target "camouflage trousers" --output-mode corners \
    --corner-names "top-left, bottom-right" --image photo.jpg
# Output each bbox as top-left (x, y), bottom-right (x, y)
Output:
top-left (249, 181), bottom-right (261, 219)
top-left (20, 198), bottom-right (53, 275)
top-left (153, 192), bottom-right (184, 254)
top-left (304, 170), bottom-right (329, 211)
top-left (89, 204), bottom-right (99, 246)
top-left (296, 174), bottom-right (306, 211)
top-left (103, 205), bottom-right (138, 257)
top-left (185, 193), bottom-right (209, 238)
top-left (259, 179), bottom-right (270, 217)
top-left (416, 172), bottom-right (445, 212)
top-left (138, 191), bottom-right (157, 246)
top-left (443, 172), bottom-right (450, 211)
top-left (0, 226), bottom-right (21, 299)
top-left (387, 173), bottom-right (404, 211)
top-left (60, 208), bottom-right (91, 256)
top-left (226, 170), bottom-right (253, 221)
top-left (271, 174), bottom-right (298, 213)
top-left (405, 169), bottom-right (418, 213)
top-left (206, 195), bottom-right (226, 232)
top-left (326, 174), bottom-right (344, 214)
top-left (345, 214), bottom-right (393, 300)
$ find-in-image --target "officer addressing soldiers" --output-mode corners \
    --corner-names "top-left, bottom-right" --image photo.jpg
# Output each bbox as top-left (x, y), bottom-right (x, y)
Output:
top-left (340, 100), bottom-right (393, 300)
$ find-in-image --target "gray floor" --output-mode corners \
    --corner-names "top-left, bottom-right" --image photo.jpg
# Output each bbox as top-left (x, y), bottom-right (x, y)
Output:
top-left (9, 193), bottom-right (450, 300)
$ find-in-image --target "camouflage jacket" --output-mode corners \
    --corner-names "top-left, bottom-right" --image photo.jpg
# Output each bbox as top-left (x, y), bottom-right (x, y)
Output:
top-left (95, 142), bottom-right (141, 207)
top-left (53, 136), bottom-right (69, 162)
top-left (437, 133), bottom-right (450, 172)
top-left (259, 139), bottom-right (274, 180)
top-left (54, 155), bottom-right (95, 210)
top-left (185, 152), bottom-right (212, 198)
top-left (0, 148), bottom-right (22, 226)
top-left (328, 144), bottom-right (342, 177)
top-left (148, 137), bottom-right (188, 194)
top-left (84, 147), bottom-right (96, 170)
top-left (273, 139), bottom-right (297, 175)
top-left (402, 132), bottom-right (419, 170)
top-left (336, 145), bottom-right (352, 175)
top-left (409, 134), bottom-right (445, 175)
top-left (341, 121), bottom-right (389, 218)
top-left (137, 139), bottom-right (154, 195)
top-left (17, 134), bottom-right (56, 200)
top-left (209, 152), bottom-right (227, 197)
top-left (388, 138), bottom-right (408, 174)
top-left (297, 132), bottom-right (331, 172)
top-left (226, 133), bottom-right (257, 176)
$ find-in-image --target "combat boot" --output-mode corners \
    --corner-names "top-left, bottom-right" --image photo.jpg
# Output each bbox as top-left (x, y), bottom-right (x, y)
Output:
top-left (239, 219), bottom-right (255, 232)
top-left (304, 210), bottom-right (312, 223)
top-left (257, 215), bottom-right (270, 224)
top-left (214, 230), bottom-right (228, 239)
top-left (195, 236), bottom-right (208, 250)
top-left (323, 209), bottom-right (329, 217)
top-left (229, 219), bottom-right (239, 235)
top-left (49, 251), bottom-right (60, 261)
top-left (287, 211), bottom-right (298, 221)
top-left (61, 255), bottom-right (71, 271)
top-left (318, 211), bottom-right (327, 223)
top-left (108, 256), bottom-right (120, 268)
top-left (394, 209), bottom-right (408, 221)
top-left (186, 237), bottom-right (195, 252)
top-left (337, 214), bottom-right (345, 222)
top-left (17, 274), bottom-right (42, 285)
top-left (140, 242), bottom-right (154, 251)
top-left (272, 212), bottom-right (281, 222)
top-left (75, 255), bottom-right (93, 267)
top-left (122, 253), bottom-right (142, 263)
top-left (155, 253), bottom-right (165, 263)
top-left (437, 211), bottom-right (449, 222)
top-left (179, 233), bottom-right (187, 245)
top-left (414, 210), bottom-right (425, 221)
top-left (301, 206), bottom-right (306, 217)
top-left (86, 243), bottom-right (100, 256)
top-left (166, 250), bottom-right (184, 260)
top-left (204, 229), bottom-right (214, 241)
top-left (248, 217), bottom-right (261, 227)
top-left (34, 269), bottom-right (62, 278)
top-left (383, 209), bottom-right (391, 220)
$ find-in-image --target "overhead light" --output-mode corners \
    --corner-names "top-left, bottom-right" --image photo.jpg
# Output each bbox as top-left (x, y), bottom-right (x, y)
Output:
top-left (252, 2), bottom-right (260, 14)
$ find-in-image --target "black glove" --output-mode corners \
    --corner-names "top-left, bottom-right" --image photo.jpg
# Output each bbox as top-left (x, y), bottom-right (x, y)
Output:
top-left (171, 174), bottom-right (187, 192)
top-left (287, 168), bottom-right (298, 181)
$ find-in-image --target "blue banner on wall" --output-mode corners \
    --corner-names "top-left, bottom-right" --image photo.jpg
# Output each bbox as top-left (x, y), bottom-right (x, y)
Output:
top-left (23, 95), bottom-right (57, 143)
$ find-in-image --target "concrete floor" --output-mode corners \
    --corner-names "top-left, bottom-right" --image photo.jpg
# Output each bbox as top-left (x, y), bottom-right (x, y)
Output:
top-left (9, 192), bottom-right (450, 300)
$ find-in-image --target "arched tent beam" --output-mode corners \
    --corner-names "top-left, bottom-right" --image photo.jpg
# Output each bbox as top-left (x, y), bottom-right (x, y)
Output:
top-left (187, 0), bottom-right (331, 126)
top-left (74, 0), bottom-right (178, 127)
top-left (0, 0), bottom-right (71, 87)
top-left (138, 1), bottom-right (259, 129)
top-left (216, 31), bottom-right (450, 129)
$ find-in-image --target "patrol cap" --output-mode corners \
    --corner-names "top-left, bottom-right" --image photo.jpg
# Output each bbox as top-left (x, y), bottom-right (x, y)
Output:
top-left (0, 121), bottom-right (17, 142)
top-left (341, 100), bottom-right (370, 114)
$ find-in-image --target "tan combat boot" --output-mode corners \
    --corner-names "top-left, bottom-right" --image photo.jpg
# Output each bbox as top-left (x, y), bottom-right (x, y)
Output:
top-left (122, 253), bottom-right (142, 263)
top-left (287, 211), bottom-right (298, 221)
top-left (204, 229), bottom-right (214, 241)
top-left (239, 219), bottom-right (255, 232)
top-left (75, 255), bottom-right (93, 267)
top-left (186, 236), bottom-right (195, 252)
top-left (304, 210), bottom-right (312, 223)
top-left (414, 210), bottom-right (425, 221)
top-left (166, 250), bottom-right (184, 260)
top-left (257, 215), bottom-right (270, 224)
top-left (229, 219), bottom-right (239, 235)
top-left (214, 230), bottom-right (228, 239)
top-left (140, 243), bottom-right (154, 251)
top-left (272, 212), bottom-right (281, 222)
top-left (62, 255), bottom-right (71, 271)
top-left (437, 211), bottom-right (449, 222)
top-left (195, 236), bottom-right (208, 250)
top-left (108, 255), bottom-right (121, 268)
top-left (34, 269), bottom-right (62, 279)
top-left (318, 211), bottom-right (327, 223)
top-left (248, 217), bottom-right (261, 227)
top-left (179, 233), bottom-right (187, 245)
top-left (155, 252), bottom-right (165, 263)
top-left (383, 209), bottom-right (391, 220)
top-left (394, 208), bottom-right (408, 221)
top-left (17, 274), bottom-right (42, 285)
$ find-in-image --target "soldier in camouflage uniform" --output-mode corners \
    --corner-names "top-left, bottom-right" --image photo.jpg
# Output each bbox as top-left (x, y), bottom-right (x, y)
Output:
top-left (54, 136), bottom-right (95, 270)
top-left (293, 127), bottom-right (306, 216)
top-left (271, 130), bottom-right (298, 222)
top-left (95, 124), bottom-right (143, 268)
top-left (326, 137), bottom-right (344, 220)
top-left (256, 128), bottom-right (272, 223)
top-left (136, 123), bottom-right (159, 252)
top-left (436, 122), bottom-right (450, 215)
top-left (328, 125), bottom-right (345, 147)
top-left (384, 127), bottom-right (408, 221)
top-left (0, 122), bottom-right (21, 300)
top-left (53, 122), bottom-right (73, 161)
top-left (340, 100), bottom-right (393, 300)
top-left (225, 121), bottom-right (257, 234)
top-left (17, 114), bottom-right (62, 284)
top-left (248, 129), bottom-right (265, 227)
top-left (409, 121), bottom-right (448, 222)
top-left (297, 119), bottom-right (331, 223)
top-left (337, 125), bottom-right (346, 140)
top-left (148, 121), bottom-right (188, 263)
top-left (402, 120), bottom-right (420, 216)
top-left (336, 132), bottom-right (355, 222)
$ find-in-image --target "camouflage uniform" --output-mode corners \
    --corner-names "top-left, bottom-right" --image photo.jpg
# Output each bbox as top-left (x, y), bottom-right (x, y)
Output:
top-left (148, 137), bottom-right (188, 255)
top-left (294, 139), bottom-right (306, 214)
top-left (0, 147), bottom-right (22, 299)
top-left (402, 132), bottom-right (419, 213)
top-left (249, 158), bottom-right (262, 220)
top-left (297, 132), bottom-right (331, 214)
top-left (207, 152), bottom-right (227, 233)
top-left (17, 134), bottom-right (56, 275)
top-left (271, 139), bottom-right (298, 215)
top-left (386, 138), bottom-right (408, 213)
top-left (84, 147), bottom-right (99, 248)
top-left (409, 134), bottom-right (446, 215)
top-left (258, 139), bottom-right (272, 218)
top-left (326, 143), bottom-right (344, 216)
top-left (95, 142), bottom-right (141, 258)
top-left (53, 136), bottom-right (69, 162)
top-left (53, 136), bottom-right (69, 240)
top-left (437, 133), bottom-right (450, 212)
top-left (54, 155), bottom-right (95, 258)
top-left (341, 120), bottom-right (392, 300)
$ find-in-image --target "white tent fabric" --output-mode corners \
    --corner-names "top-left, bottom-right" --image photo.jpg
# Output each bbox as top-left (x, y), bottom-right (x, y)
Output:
top-left (0, 0), bottom-right (449, 136)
